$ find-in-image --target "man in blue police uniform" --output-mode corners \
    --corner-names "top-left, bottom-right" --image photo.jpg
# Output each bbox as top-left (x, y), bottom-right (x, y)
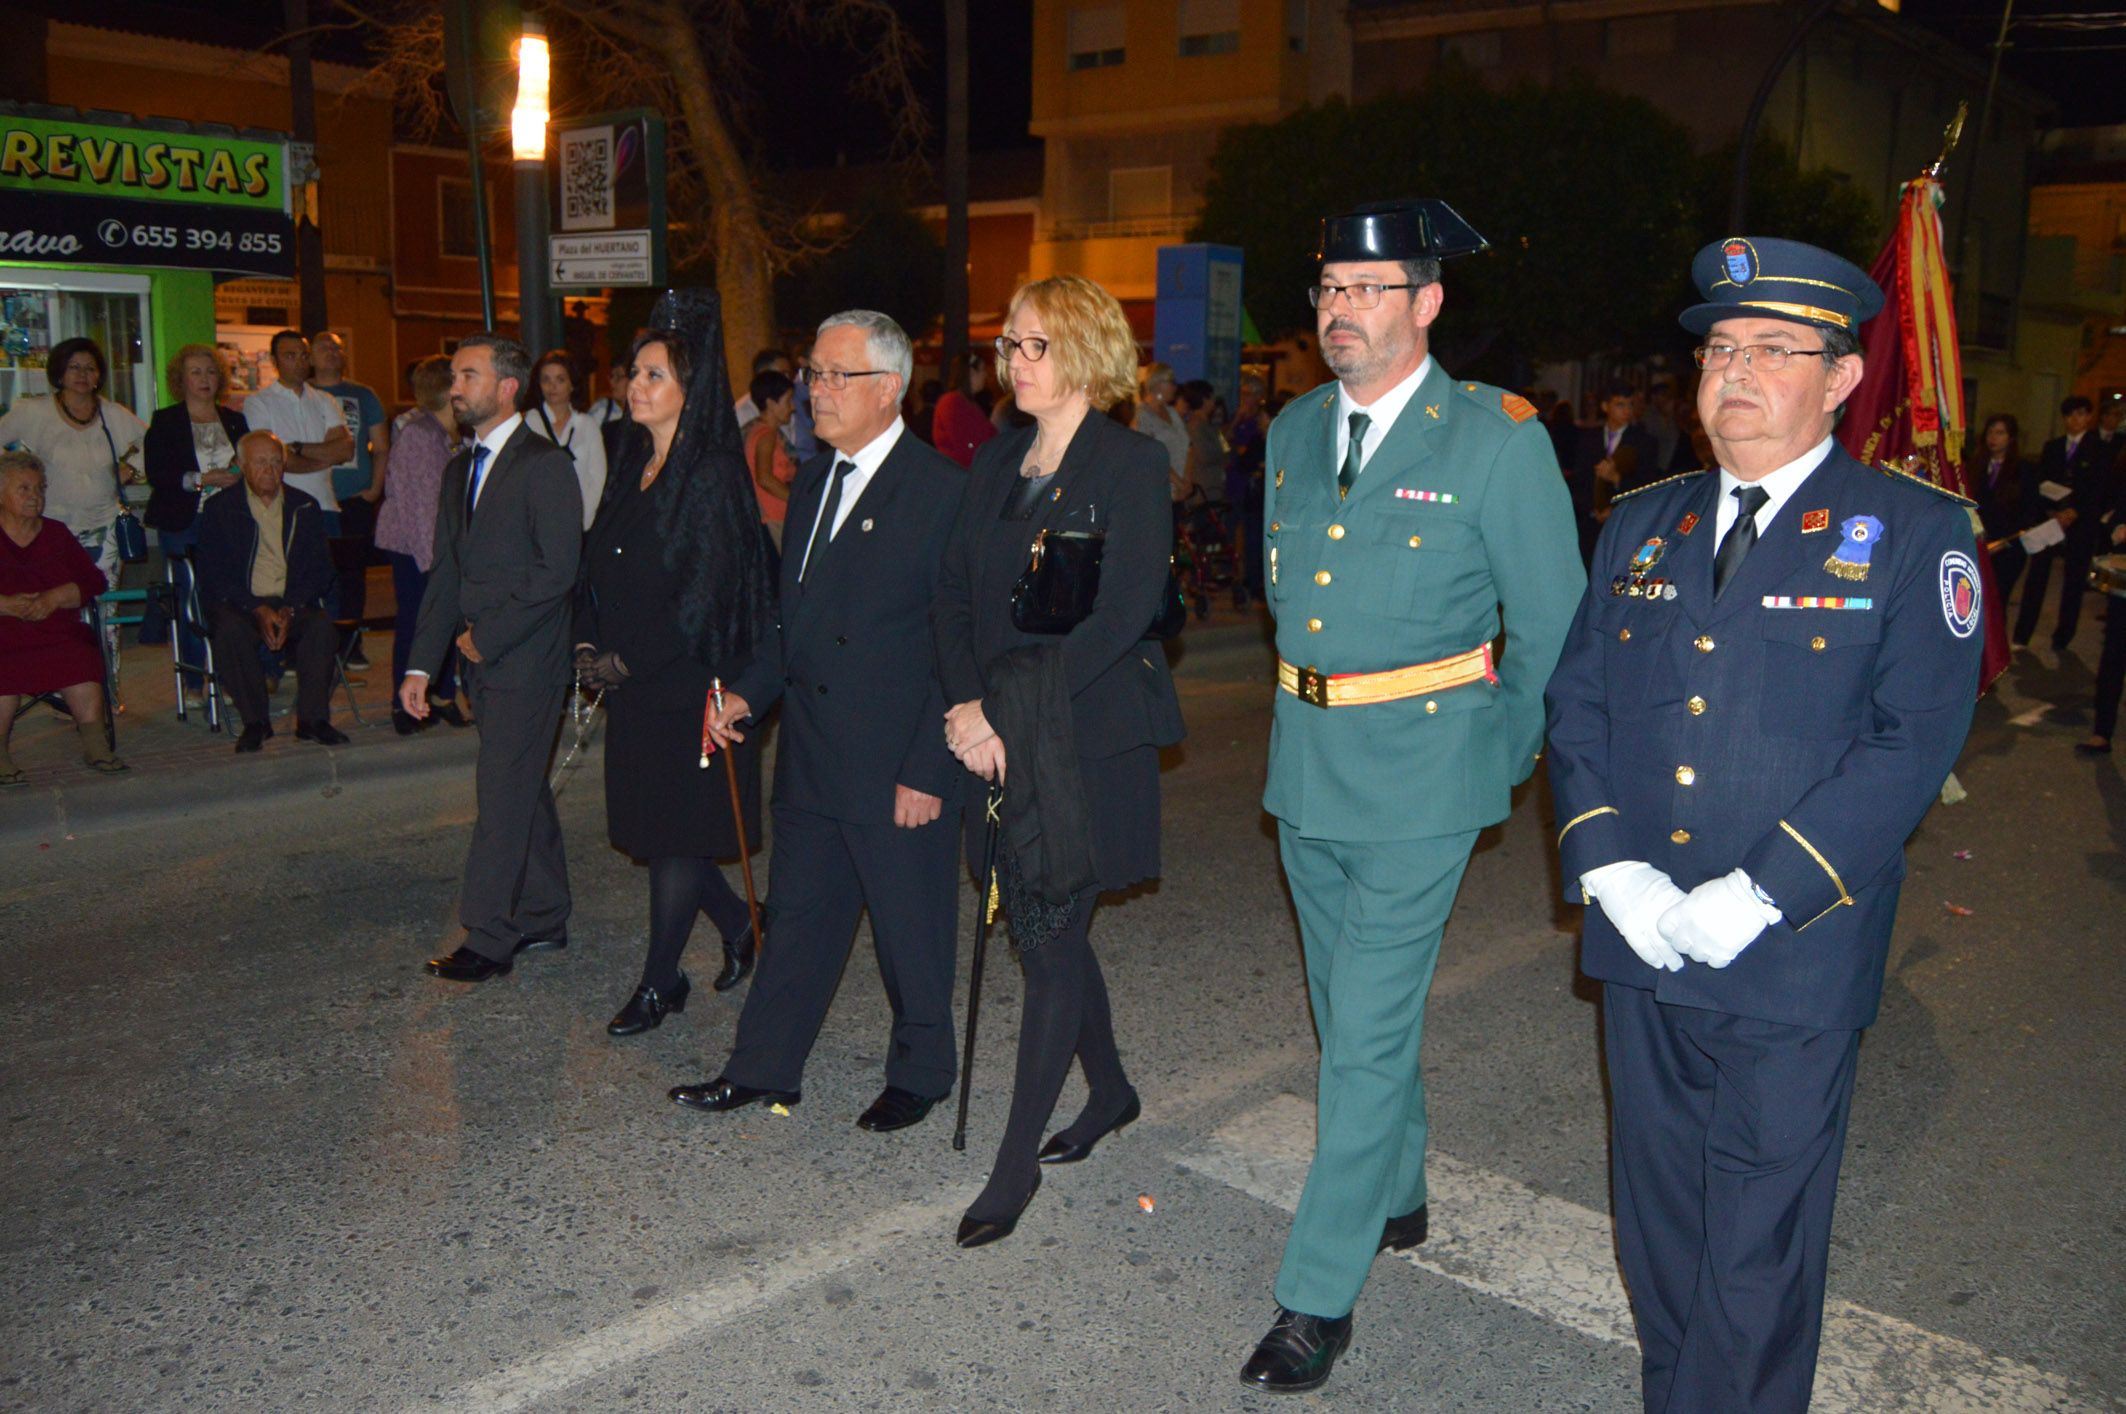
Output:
top-left (1241, 200), bottom-right (1584, 1392)
top-left (1545, 237), bottom-right (1983, 1412)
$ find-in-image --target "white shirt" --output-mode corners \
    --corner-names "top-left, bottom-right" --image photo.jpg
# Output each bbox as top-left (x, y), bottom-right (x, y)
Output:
top-left (798, 417), bottom-right (904, 579)
top-left (1332, 355), bottom-right (1434, 477)
top-left (1714, 436), bottom-right (1834, 543)
top-left (241, 380), bottom-right (348, 512)
top-left (527, 404), bottom-right (608, 531)
top-left (0, 395), bottom-right (146, 532)
top-left (468, 413), bottom-right (524, 512)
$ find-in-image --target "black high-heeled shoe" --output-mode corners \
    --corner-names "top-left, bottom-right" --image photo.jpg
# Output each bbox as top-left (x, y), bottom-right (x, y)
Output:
top-left (712, 925), bottom-right (758, 992)
top-left (1037, 1091), bottom-right (1142, 1165)
top-left (606, 974), bottom-right (690, 1036)
top-left (955, 1172), bottom-right (1040, 1249)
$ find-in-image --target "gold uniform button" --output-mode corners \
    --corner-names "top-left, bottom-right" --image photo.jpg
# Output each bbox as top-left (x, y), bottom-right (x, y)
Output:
top-left (1306, 617), bottom-right (1323, 632)
top-left (1408, 535), bottom-right (1422, 548)
top-left (1315, 570), bottom-right (1332, 586)
top-left (1675, 765), bottom-right (1696, 786)
top-left (1270, 521), bottom-right (1281, 532)
top-left (1618, 628), bottom-right (1632, 642)
top-left (1425, 700), bottom-right (1439, 714)
top-left (1671, 829), bottom-right (1692, 845)
top-left (1810, 635), bottom-right (1827, 652)
top-left (1694, 634), bottom-right (1715, 653)
top-left (1328, 524), bottom-right (1346, 540)
top-left (1687, 696), bottom-right (1706, 716)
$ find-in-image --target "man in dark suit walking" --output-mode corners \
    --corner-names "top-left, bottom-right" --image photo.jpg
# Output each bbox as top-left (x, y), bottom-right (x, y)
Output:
top-left (1570, 382), bottom-right (1663, 564)
top-left (402, 333), bottom-right (585, 983)
top-left (671, 310), bottom-right (965, 1132)
top-left (2015, 395), bottom-right (2113, 653)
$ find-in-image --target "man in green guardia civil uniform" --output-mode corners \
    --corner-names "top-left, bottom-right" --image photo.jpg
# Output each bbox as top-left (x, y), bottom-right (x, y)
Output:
top-left (1239, 201), bottom-right (1584, 1393)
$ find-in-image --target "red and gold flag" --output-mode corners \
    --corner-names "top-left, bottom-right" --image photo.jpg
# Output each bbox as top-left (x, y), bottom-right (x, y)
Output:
top-left (1838, 172), bottom-right (2009, 693)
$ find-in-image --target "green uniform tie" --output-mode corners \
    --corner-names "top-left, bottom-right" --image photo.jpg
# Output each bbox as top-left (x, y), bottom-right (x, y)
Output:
top-left (1339, 411), bottom-right (1371, 499)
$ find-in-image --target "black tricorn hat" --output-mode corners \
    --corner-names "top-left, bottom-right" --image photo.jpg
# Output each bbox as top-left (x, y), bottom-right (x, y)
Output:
top-left (1316, 200), bottom-right (1490, 264)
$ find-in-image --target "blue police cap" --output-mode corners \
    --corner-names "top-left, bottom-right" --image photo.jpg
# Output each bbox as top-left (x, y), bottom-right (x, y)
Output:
top-left (1679, 236), bottom-right (1884, 336)
top-left (1316, 200), bottom-right (1489, 264)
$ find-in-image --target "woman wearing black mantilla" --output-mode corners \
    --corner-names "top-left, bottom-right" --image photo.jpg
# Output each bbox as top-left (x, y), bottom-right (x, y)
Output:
top-left (575, 290), bottom-right (774, 1036)
top-left (933, 274), bottom-right (1186, 1247)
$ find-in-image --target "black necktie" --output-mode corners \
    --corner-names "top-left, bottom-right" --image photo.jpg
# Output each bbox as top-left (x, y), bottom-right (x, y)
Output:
top-left (1339, 411), bottom-right (1370, 499)
top-left (803, 459), bottom-right (854, 583)
top-left (464, 444), bottom-right (490, 524)
top-left (1712, 484), bottom-right (1770, 598)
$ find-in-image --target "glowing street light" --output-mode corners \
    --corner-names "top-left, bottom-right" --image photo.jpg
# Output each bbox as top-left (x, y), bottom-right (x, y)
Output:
top-left (512, 21), bottom-right (550, 163)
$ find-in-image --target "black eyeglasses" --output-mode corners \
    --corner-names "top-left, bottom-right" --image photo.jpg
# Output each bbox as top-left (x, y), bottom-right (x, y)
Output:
top-left (994, 335), bottom-right (1050, 363)
top-left (1692, 344), bottom-right (1830, 373)
top-left (800, 367), bottom-right (893, 391)
top-left (1307, 282), bottom-right (1423, 311)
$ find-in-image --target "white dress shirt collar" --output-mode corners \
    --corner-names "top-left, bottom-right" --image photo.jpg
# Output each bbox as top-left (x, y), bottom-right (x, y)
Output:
top-left (468, 413), bottom-right (522, 510)
top-left (1334, 355), bottom-right (1433, 476)
top-left (1715, 435), bottom-right (1834, 540)
top-left (799, 417), bottom-right (905, 577)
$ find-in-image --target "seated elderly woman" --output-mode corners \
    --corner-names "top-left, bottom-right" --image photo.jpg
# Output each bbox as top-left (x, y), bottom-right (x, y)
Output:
top-left (0, 449), bottom-right (126, 783)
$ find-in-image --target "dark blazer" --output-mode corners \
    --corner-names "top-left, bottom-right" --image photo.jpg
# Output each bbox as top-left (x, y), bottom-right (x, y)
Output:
top-left (194, 482), bottom-right (333, 613)
top-left (143, 403), bottom-right (249, 533)
top-left (1964, 452), bottom-right (2028, 543)
top-left (932, 412), bottom-right (1185, 762)
top-left (409, 420), bottom-right (583, 690)
top-left (2032, 431), bottom-right (2114, 532)
top-left (1545, 446), bottom-right (1983, 1031)
top-left (1572, 422), bottom-right (1665, 505)
top-left (727, 428), bottom-right (966, 822)
top-left (575, 438), bottom-right (736, 713)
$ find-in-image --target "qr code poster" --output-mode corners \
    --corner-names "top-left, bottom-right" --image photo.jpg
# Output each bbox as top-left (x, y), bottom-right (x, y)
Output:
top-left (559, 125), bottom-right (616, 232)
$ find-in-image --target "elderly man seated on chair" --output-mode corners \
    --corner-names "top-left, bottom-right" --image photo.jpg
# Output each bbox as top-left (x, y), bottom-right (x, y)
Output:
top-left (195, 430), bottom-right (349, 753)
top-left (0, 449), bottom-right (127, 783)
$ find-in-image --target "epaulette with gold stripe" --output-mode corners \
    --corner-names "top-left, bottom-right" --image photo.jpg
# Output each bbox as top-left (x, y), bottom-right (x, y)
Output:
top-left (1609, 468), bottom-right (1709, 503)
top-left (1876, 462), bottom-right (1975, 507)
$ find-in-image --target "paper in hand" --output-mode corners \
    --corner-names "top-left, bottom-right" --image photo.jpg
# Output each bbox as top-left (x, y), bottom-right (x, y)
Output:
top-left (2039, 479), bottom-right (2073, 503)
top-left (2020, 517), bottom-right (2067, 554)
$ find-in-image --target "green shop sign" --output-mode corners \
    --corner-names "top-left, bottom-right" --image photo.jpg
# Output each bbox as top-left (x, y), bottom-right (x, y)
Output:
top-left (0, 113), bottom-right (287, 212)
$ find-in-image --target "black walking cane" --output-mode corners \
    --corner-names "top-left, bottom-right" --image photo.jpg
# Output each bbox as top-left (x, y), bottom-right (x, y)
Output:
top-left (953, 782), bottom-right (1006, 1152)
top-left (703, 679), bottom-right (764, 952)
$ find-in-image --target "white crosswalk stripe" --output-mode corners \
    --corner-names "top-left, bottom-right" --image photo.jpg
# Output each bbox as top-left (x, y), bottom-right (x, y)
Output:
top-left (1179, 1094), bottom-right (2096, 1413)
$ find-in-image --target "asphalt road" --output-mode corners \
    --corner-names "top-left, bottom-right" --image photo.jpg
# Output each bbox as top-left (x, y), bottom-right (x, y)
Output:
top-left (1, 621), bottom-right (2119, 1412)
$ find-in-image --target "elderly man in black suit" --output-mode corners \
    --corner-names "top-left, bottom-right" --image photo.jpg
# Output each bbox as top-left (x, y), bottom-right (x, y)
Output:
top-left (402, 334), bottom-right (584, 983)
top-left (672, 310), bottom-right (966, 1133)
top-left (194, 430), bottom-right (347, 753)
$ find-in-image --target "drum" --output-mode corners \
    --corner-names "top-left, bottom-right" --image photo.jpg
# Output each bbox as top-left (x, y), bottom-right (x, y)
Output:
top-left (2089, 553), bottom-right (2126, 598)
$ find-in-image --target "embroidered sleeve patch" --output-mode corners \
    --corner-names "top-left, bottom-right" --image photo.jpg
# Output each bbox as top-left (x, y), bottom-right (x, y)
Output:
top-left (1939, 550), bottom-right (1980, 638)
top-left (1501, 393), bottom-right (1538, 423)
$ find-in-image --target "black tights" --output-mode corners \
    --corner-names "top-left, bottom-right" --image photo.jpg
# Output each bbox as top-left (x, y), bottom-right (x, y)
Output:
top-left (967, 893), bottom-right (1137, 1221)
top-left (643, 855), bottom-right (752, 991)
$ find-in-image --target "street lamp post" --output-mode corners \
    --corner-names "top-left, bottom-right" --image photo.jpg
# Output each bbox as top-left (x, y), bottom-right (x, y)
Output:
top-left (513, 17), bottom-right (555, 356)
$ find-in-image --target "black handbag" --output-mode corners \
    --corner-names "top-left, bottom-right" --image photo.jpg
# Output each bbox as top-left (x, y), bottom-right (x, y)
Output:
top-left (97, 410), bottom-right (149, 563)
top-left (1010, 529), bottom-right (1186, 640)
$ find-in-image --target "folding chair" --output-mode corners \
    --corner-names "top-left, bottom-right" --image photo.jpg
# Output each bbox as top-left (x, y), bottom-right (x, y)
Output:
top-left (163, 550), bottom-right (225, 733)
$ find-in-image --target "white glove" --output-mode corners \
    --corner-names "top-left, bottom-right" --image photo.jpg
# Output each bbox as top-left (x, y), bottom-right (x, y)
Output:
top-left (1657, 868), bottom-right (1784, 969)
top-left (1582, 861), bottom-right (1687, 972)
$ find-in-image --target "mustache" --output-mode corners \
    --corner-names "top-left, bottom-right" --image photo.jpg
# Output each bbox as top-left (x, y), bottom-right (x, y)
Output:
top-left (1324, 319), bottom-right (1367, 341)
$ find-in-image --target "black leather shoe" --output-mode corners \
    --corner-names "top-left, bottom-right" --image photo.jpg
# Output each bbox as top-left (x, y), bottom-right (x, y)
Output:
top-left (297, 719), bottom-right (350, 746)
top-left (1240, 1307), bottom-right (1354, 1393)
top-left (856, 1086), bottom-right (937, 1132)
top-left (424, 946), bottom-right (511, 982)
top-left (608, 975), bottom-right (690, 1036)
top-left (513, 932), bottom-right (569, 955)
top-left (235, 722), bottom-right (273, 754)
top-left (1379, 1203), bottom-right (1428, 1253)
top-left (955, 1172), bottom-right (1040, 1249)
top-left (712, 925), bottom-right (758, 992)
top-left (1038, 1091), bottom-right (1141, 1164)
top-left (669, 1077), bottom-right (799, 1112)
top-left (428, 699), bottom-right (470, 728)
top-left (391, 707), bottom-right (424, 736)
